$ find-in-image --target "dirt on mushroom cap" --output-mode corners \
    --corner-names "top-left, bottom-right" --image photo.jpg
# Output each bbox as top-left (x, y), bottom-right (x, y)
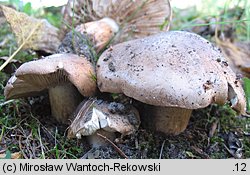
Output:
top-left (97, 31), bottom-right (246, 114)
top-left (67, 98), bottom-right (140, 139)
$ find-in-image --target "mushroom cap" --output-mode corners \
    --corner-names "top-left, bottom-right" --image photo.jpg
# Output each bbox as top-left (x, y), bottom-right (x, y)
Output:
top-left (75, 18), bottom-right (119, 52)
top-left (96, 31), bottom-right (246, 114)
top-left (67, 98), bottom-right (140, 139)
top-left (57, 18), bottom-right (119, 61)
top-left (61, 0), bottom-right (172, 42)
top-left (4, 53), bottom-right (96, 100)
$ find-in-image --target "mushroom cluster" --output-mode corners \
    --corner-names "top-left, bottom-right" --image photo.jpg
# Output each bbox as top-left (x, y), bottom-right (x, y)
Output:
top-left (3, 0), bottom-right (172, 145)
top-left (3, 1), bottom-right (247, 150)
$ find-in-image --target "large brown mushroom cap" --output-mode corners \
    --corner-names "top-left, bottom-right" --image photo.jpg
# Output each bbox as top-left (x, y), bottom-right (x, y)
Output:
top-left (97, 31), bottom-right (246, 114)
top-left (4, 53), bottom-right (96, 99)
top-left (61, 0), bottom-right (172, 43)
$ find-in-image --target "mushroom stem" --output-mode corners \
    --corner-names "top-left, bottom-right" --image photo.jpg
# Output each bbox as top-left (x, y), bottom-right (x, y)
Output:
top-left (49, 83), bottom-right (83, 124)
top-left (88, 129), bottom-right (116, 148)
top-left (154, 107), bottom-right (192, 135)
top-left (143, 106), bottom-right (192, 135)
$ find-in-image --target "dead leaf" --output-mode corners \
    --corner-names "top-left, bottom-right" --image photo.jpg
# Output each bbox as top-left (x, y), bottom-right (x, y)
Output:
top-left (223, 132), bottom-right (243, 158)
top-left (217, 39), bottom-right (250, 78)
top-left (0, 8), bottom-right (6, 26)
top-left (0, 5), bottom-right (60, 53)
top-left (208, 119), bottom-right (219, 138)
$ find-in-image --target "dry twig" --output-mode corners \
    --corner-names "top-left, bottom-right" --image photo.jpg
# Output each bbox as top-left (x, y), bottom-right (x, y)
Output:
top-left (96, 133), bottom-right (128, 159)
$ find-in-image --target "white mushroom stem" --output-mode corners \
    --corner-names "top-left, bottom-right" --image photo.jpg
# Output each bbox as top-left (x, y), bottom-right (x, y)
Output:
top-left (146, 106), bottom-right (192, 135)
top-left (49, 83), bottom-right (83, 124)
top-left (87, 129), bottom-right (116, 148)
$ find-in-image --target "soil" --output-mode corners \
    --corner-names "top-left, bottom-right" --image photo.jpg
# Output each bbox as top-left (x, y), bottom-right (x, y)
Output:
top-left (2, 94), bottom-right (246, 159)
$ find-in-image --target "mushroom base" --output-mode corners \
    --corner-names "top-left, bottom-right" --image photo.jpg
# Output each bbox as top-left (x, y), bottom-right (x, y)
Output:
top-left (142, 106), bottom-right (192, 135)
top-left (154, 107), bottom-right (192, 135)
top-left (49, 83), bottom-right (83, 124)
top-left (88, 129), bottom-right (116, 148)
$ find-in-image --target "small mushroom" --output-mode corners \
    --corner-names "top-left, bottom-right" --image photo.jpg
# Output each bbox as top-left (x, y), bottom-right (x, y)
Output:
top-left (4, 53), bottom-right (96, 124)
top-left (67, 98), bottom-right (140, 147)
top-left (60, 0), bottom-right (172, 51)
top-left (96, 31), bottom-right (246, 135)
top-left (75, 18), bottom-right (119, 53)
top-left (57, 18), bottom-right (119, 60)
